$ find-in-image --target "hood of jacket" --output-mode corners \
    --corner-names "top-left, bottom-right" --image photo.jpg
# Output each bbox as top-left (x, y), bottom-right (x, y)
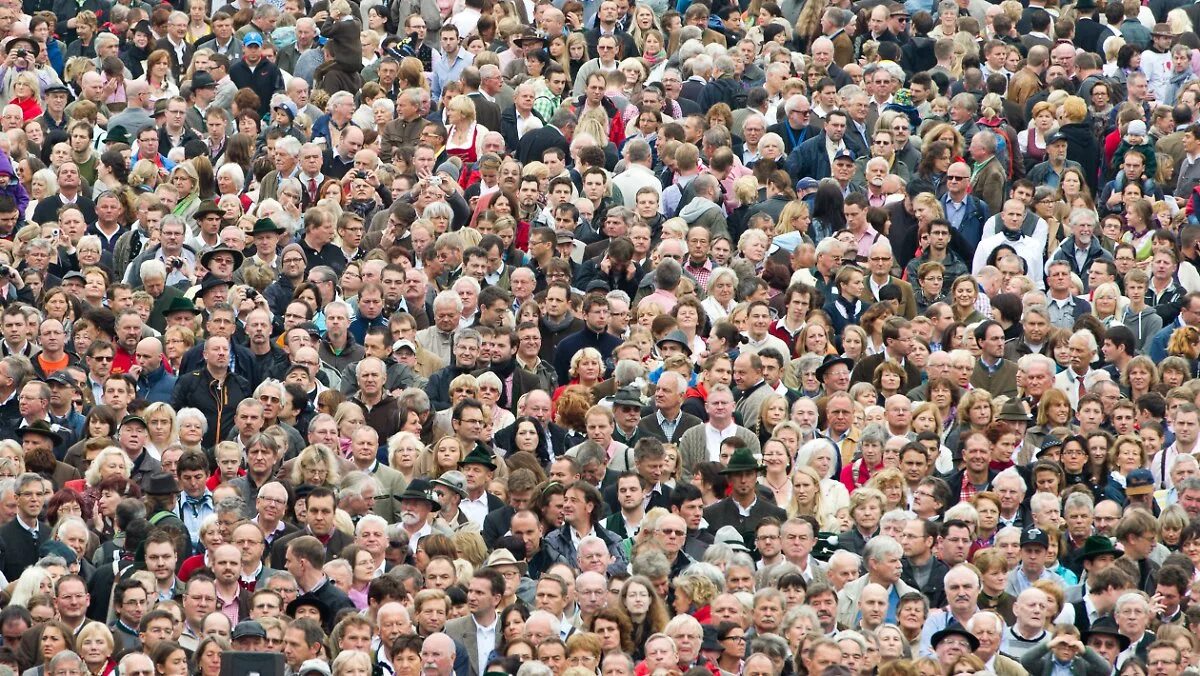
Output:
top-left (541, 311), bottom-right (577, 333)
top-left (679, 196), bottom-right (720, 223)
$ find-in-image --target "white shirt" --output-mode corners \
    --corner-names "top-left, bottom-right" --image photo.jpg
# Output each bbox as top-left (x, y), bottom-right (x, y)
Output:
top-left (473, 614), bottom-right (498, 672)
top-left (405, 521), bottom-right (432, 554)
top-left (460, 493), bottom-right (490, 526)
top-left (705, 422), bottom-right (739, 461)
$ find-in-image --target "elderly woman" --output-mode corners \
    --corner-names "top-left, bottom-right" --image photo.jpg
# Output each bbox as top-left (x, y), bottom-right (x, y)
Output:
top-left (163, 327), bottom-right (195, 374)
top-left (671, 573), bottom-right (718, 622)
top-left (735, 229), bottom-right (769, 274)
top-left (73, 446), bottom-right (131, 517)
top-left (290, 444), bottom-right (342, 490)
top-left (176, 408), bottom-right (207, 454)
top-left (701, 267), bottom-right (738, 323)
top-left (331, 650), bottom-right (372, 676)
top-left (178, 515), bottom-right (225, 580)
top-left (838, 487), bottom-right (886, 555)
top-left (476, 372), bottom-right (515, 435)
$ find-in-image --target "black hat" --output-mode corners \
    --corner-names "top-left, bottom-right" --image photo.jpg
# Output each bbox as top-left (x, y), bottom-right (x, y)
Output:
top-left (143, 471), bottom-right (180, 496)
top-left (231, 620), bottom-right (267, 640)
top-left (1083, 616), bottom-right (1131, 651)
top-left (815, 354), bottom-right (854, 381)
top-left (38, 540), bottom-right (76, 565)
top-left (104, 126), bottom-right (130, 145)
top-left (930, 626), bottom-right (980, 652)
top-left (200, 244), bottom-right (245, 270)
top-left (16, 420), bottom-right (61, 446)
top-left (164, 295), bottom-right (201, 316)
top-left (120, 414), bottom-right (148, 429)
top-left (296, 322), bottom-right (322, 340)
top-left (3, 36), bottom-right (39, 57)
top-left (611, 386), bottom-right (643, 409)
top-left (1046, 130), bottom-right (1068, 145)
top-left (190, 71), bottom-right (216, 90)
top-left (721, 448), bottom-right (766, 475)
top-left (515, 27), bottom-right (546, 45)
top-left (1036, 436), bottom-right (1064, 457)
top-left (286, 594), bottom-right (333, 629)
top-left (198, 275), bottom-right (231, 296)
top-left (701, 625), bottom-right (724, 653)
top-left (656, 329), bottom-right (693, 356)
top-left (43, 83), bottom-right (69, 97)
top-left (1020, 526), bottom-right (1049, 548)
top-left (584, 279), bottom-right (610, 293)
top-left (1076, 0), bottom-right (1097, 9)
top-left (250, 217), bottom-right (286, 235)
top-left (394, 478), bottom-right (441, 511)
top-left (833, 148), bottom-right (856, 163)
top-left (62, 270), bottom-right (85, 284)
top-left (1078, 534), bottom-right (1123, 561)
top-left (133, 20), bottom-right (153, 36)
top-left (46, 371), bottom-right (76, 389)
top-left (459, 444), bottom-right (498, 471)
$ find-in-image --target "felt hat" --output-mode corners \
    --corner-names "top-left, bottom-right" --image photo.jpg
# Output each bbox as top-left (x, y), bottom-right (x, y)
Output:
top-left (250, 217), bottom-right (286, 235)
top-left (394, 478), bottom-right (441, 511)
top-left (1078, 534), bottom-right (1123, 561)
top-left (815, 354), bottom-right (854, 381)
top-left (163, 295), bottom-right (201, 316)
top-left (458, 445), bottom-right (498, 471)
top-left (200, 244), bottom-right (245, 270)
top-left (720, 448), bottom-right (766, 475)
top-left (16, 420), bottom-right (61, 446)
top-left (142, 471), bottom-right (180, 496)
top-left (930, 626), bottom-right (980, 652)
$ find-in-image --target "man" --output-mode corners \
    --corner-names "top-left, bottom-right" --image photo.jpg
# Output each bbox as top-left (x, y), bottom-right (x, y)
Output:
top-left (270, 488), bottom-right (353, 569)
top-left (32, 163), bottom-right (95, 225)
top-left (282, 535), bottom-right (355, 631)
top-left (443, 568), bottom-right (505, 676)
top-left (1052, 209), bottom-right (1114, 288)
top-left (835, 536), bottom-right (915, 628)
top-left (542, 481), bottom-right (627, 574)
top-left (703, 448), bottom-right (787, 535)
top-left (0, 473), bottom-right (48, 582)
top-left (172, 336), bottom-right (249, 448)
top-left (552, 296), bottom-right (620, 385)
top-left (733, 352), bottom-right (776, 431)
top-left (677, 384), bottom-right (759, 480)
top-left (900, 520), bottom-right (949, 609)
top-left (456, 444), bottom-right (505, 528)
top-left (1053, 330), bottom-right (1100, 410)
top-left (968, 131), bottom-right (1007, 214)
top-left (850, 317), bottom-right (922, 387)
top-left (382, 89), bottom-right (428, 162)
top-left (971, 320), bottom-right (1020, 398)
top-left (637, 372), bottom-right (702, 444)
top-left (230, 32), bottom-right (283, 116)
top-left (904, 220), bottom-right (969, 296)
top-left (859, 240), bottom-right (917, 318)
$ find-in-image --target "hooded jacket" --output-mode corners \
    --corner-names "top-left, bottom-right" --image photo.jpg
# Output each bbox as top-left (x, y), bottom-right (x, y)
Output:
top-left (0, 151), bottom-right (28, 225)
top-left (1051, 236), bottom-right (1114, 281)
top-left (678, 196), bottom-right (730, 238)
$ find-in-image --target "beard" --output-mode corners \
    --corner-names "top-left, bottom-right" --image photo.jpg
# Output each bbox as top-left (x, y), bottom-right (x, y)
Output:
top-left (400, 511), bottom-right (420, 526)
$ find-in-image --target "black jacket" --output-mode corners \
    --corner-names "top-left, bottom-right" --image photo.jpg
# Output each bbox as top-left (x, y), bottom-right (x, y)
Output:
top-left (170, 368), bottom-right (251, 448)
top-left (499, 106), bottom-right (545, 153)
top-left (1061, 119), bottom-right (1103, 193)
top-left (0, 518), bottom-right (48, 583)
top-left (901, 556), bottom-right (950, 608)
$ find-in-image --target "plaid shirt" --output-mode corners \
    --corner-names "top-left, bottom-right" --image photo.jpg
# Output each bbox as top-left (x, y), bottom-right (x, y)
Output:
top-left (958, 472), bottom-right (980, 503)
top-left (533, 92), bottom-right (562, 123)
top-left (684, 258), bottom-right (713, 289)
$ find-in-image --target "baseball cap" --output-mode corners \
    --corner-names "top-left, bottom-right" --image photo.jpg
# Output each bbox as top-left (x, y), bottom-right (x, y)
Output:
top-left (243, 31), bottom-right (264, 47)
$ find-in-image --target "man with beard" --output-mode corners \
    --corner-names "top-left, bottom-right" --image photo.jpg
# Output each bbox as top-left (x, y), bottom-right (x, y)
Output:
top-left (242, 309), bottom-right (289, 381)
top-left (396, 480), bottom-right (450, 557)
top-left (789, 110), bottom-right (852, 182)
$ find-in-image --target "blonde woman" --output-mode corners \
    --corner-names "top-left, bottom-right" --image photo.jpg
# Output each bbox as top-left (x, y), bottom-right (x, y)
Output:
top-left (387, 431), bottom-right (422, 487)
top-left (415, 436), bottom-right (466, 479)
top-left (1091, 281), bottom-right (1128, 326)
top-left (702, 267), bottom-right (738, 323)
top-left (445, 95), bottom-right (486, 165)
top-left (142, 403), bottom-right (178, 460)
top-left (795, 438), bottom-right (850, 519)
top-left (290, 444), bottom-right (342, 490)
top-left (788, 465), bottom-right (837, 529)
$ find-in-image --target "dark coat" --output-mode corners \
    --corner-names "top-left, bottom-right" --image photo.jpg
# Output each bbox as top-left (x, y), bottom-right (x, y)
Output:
top-left (0, 518), bottom-right (49, 583)
top-left (517, 125), bottom-right (569, 166)
top-left (269, 528), bottom-right (354, 570)
top-left (849, 352), bottom-right (922, 388)
top-left (635, 411), bottom-right (702, 445)
top-left (170, 368), bottom-right (252, 448)
top-left (467, 92), bottom-right (502, 136)
top-left (901, 556), bottom-right (950, 608)
top-left (499, 106), bottom-right (544, 153)
top-left (1061, 119), bottom-right (1103, 193)
top-left (703, 498), bottom-right (786, 540)
top-left (787, 132), bottom-right (843, 182)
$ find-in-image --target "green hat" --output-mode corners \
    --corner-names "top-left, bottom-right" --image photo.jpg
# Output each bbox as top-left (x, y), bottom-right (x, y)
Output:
top-left (458, 444), bottom-right (498, 471)
top-left (193, 199), bottom-right (223, 220)
top-left (105, 126), bottom-right (130, 144)
top-left (163, 295), bottom-right (201, 316)
top-left (1079, 534), bottom-right (1123, 561)
top-left (720, 448), bottom-right (766, 475)
top-left (250, 217), bottom-right (285, 235)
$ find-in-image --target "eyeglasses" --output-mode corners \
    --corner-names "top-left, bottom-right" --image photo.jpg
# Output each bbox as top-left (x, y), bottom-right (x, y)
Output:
top-left (946, 176), bottom-right (967, 181)
top-left (90, 355), bottom-right (114, 361)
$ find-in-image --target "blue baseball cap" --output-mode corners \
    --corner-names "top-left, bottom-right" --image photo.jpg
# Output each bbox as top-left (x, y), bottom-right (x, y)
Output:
top-left (243, 31), bottom-right (264, 47)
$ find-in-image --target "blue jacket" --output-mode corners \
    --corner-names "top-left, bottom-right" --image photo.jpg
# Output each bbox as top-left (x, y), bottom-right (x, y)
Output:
top-left (787, 132), bottom-right (847, 184)
top-left (137, 366), bottom-right (176, 405)
top-left (1149, 319), bottom-right (1183, 363)
top-left (940, 192), bottom-right (989, 257)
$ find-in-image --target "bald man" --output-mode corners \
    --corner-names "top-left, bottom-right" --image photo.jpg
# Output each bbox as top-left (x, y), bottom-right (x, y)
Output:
top-left (134, 336), bottom-right (176, 404)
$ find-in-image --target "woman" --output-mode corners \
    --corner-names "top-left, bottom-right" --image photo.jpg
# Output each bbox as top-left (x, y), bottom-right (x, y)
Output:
top-left (1092, 282), bottom-right (1126, 326)
top-left (194, 637), bottom-right (228, 676)
top-left (143, 50), bottom-right (178, 102)
top-left (670, 574), bottom-right (717, 623)
top-left (702, 268), bottom-right (738, 324)
top-left (867, 468), bottom-right (909, 511)
top-left (24, 621), bottom-right (74, 676)
top-left (445, 95), bottom-right (485, 166)
top-left (949, 275), bottom-right (986, 323)
top-left (150, 641), bottom-right (187, 676)
top-left (970, 492), bottom-right (1003, 557)
top-left (1028, 389), bottom-right (1072, 453)
top-left (387, 431), bottom-right (422, 487)
top-left (552, 348), bottom-right (604, 401)
top-left (72, 443), bottom-right (129, 514)
top-left (76, 622), bottom-right (115, 676)
top-left (415, 436), bottom-right (465, 479)
top-left (177, 516), bottom-right (224, 581)
top-left (797, 323), bottom-right (834, 357)
top-left (9, 72), bottom-right (41, 122)
top-left (170, 162), bottom-right (200, 222)
top-left (337, 544), bottom-right (376, 610)
top-left (716, 621), bottom-right (747, 675)
top-left (587, 607), bottom-right (634, 656)
top-left (142, 403), bottom-right (177, 461)
top-left (508, 416), bottom-right (549, 468)
top-left (91, 476), bottom-right (141, 539)
top-left (873, 361), bottom-right (908, 402)
top-left (839, 487), bottom-right (886, 556)
top-left (619, 575), bottom-right (668, 661)
top-left (290, 445), bottom-right (341, 490)
top-left (916, 141), bottom-right (953, 194)
top-left (735, 229), bottom-right (769, 274)
top-left (859, 302), bottom-right (894, 357)
top-left (796, 438), bottom-right (851, 518)
top-left (788, 465), bottom-right (835, 530)
top-left (755, 396), bottom-right (789, 448)
top-left (758, 438), bottom-right (792, 506)
top-left (841, 424), bottom-right (886, 492)
top-left (671, 297), bottom-right (707, 361)
top-left (476, 372), bottom-right (515, 438)
top-left (1122, 356), bottom-right (1158, 403)
top-left (1021, 101), bottom-right (1058, 169)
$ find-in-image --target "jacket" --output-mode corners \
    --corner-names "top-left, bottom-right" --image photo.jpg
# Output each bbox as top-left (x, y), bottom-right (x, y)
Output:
top-left (971, 156), bottom-right (1008, 214)
top-left (170, 368), bottom-right (251, 448)
top-left (1051, 237), bottom-right (1115, 286)
top-left (541, 522), bottom-right (629, 574)
top-left (836, 574), bottom-right (918, 629)
top-left (787, 132), bottom-right (843, 183)
top-left (859, 275), bottom-right (917, 319)
top-left (635, 411), bottom-right (702, 445)
top-left (901, 557), bottom-right (950, 608)
top-left (1119, 305), bottom-right (1164, 353)
top-left (940, 192), bottom-right (990, 258)
top-left (1019, 636), bottom-right (1112, 676)
top-left (552, 327), bottom-right (622, 385)
top-left (702, 497), bottom-right (786, 540)
top-left (678, 196), bottom-right (730, 239)
top-left (137, 366), bottom-right (176, 404)
top-left (678, 423), bottom-right (760, 481)
top-left (1062, 120), bottom-right (1103, 193)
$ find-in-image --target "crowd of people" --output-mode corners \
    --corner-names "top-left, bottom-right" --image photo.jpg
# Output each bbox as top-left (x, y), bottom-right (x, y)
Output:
top-left (4, 0), bottom-right (1200, 675)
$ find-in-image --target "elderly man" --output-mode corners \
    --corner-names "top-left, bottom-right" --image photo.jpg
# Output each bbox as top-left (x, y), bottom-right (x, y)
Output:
top-left (1001, 587), bottom-right (1052, 659)
top-left (835, 536), bottom-right (915, 628)
top-left (920, 564), bottom-right (982, 656)
top-left (1054, 329), bottom-right (1100, 409)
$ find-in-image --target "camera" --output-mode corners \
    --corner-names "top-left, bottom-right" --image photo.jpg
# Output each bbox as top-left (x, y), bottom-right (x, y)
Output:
top-left (429, 176), bottom-right (442, 187)
top-left (15, 49), bottom-right (27, 58)
top-left (170, 257), bottom-right (183, 270)
top-left (356, 170), bottom-right (368, 180)
top-left (246, 288), bottom-right (257, 299)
